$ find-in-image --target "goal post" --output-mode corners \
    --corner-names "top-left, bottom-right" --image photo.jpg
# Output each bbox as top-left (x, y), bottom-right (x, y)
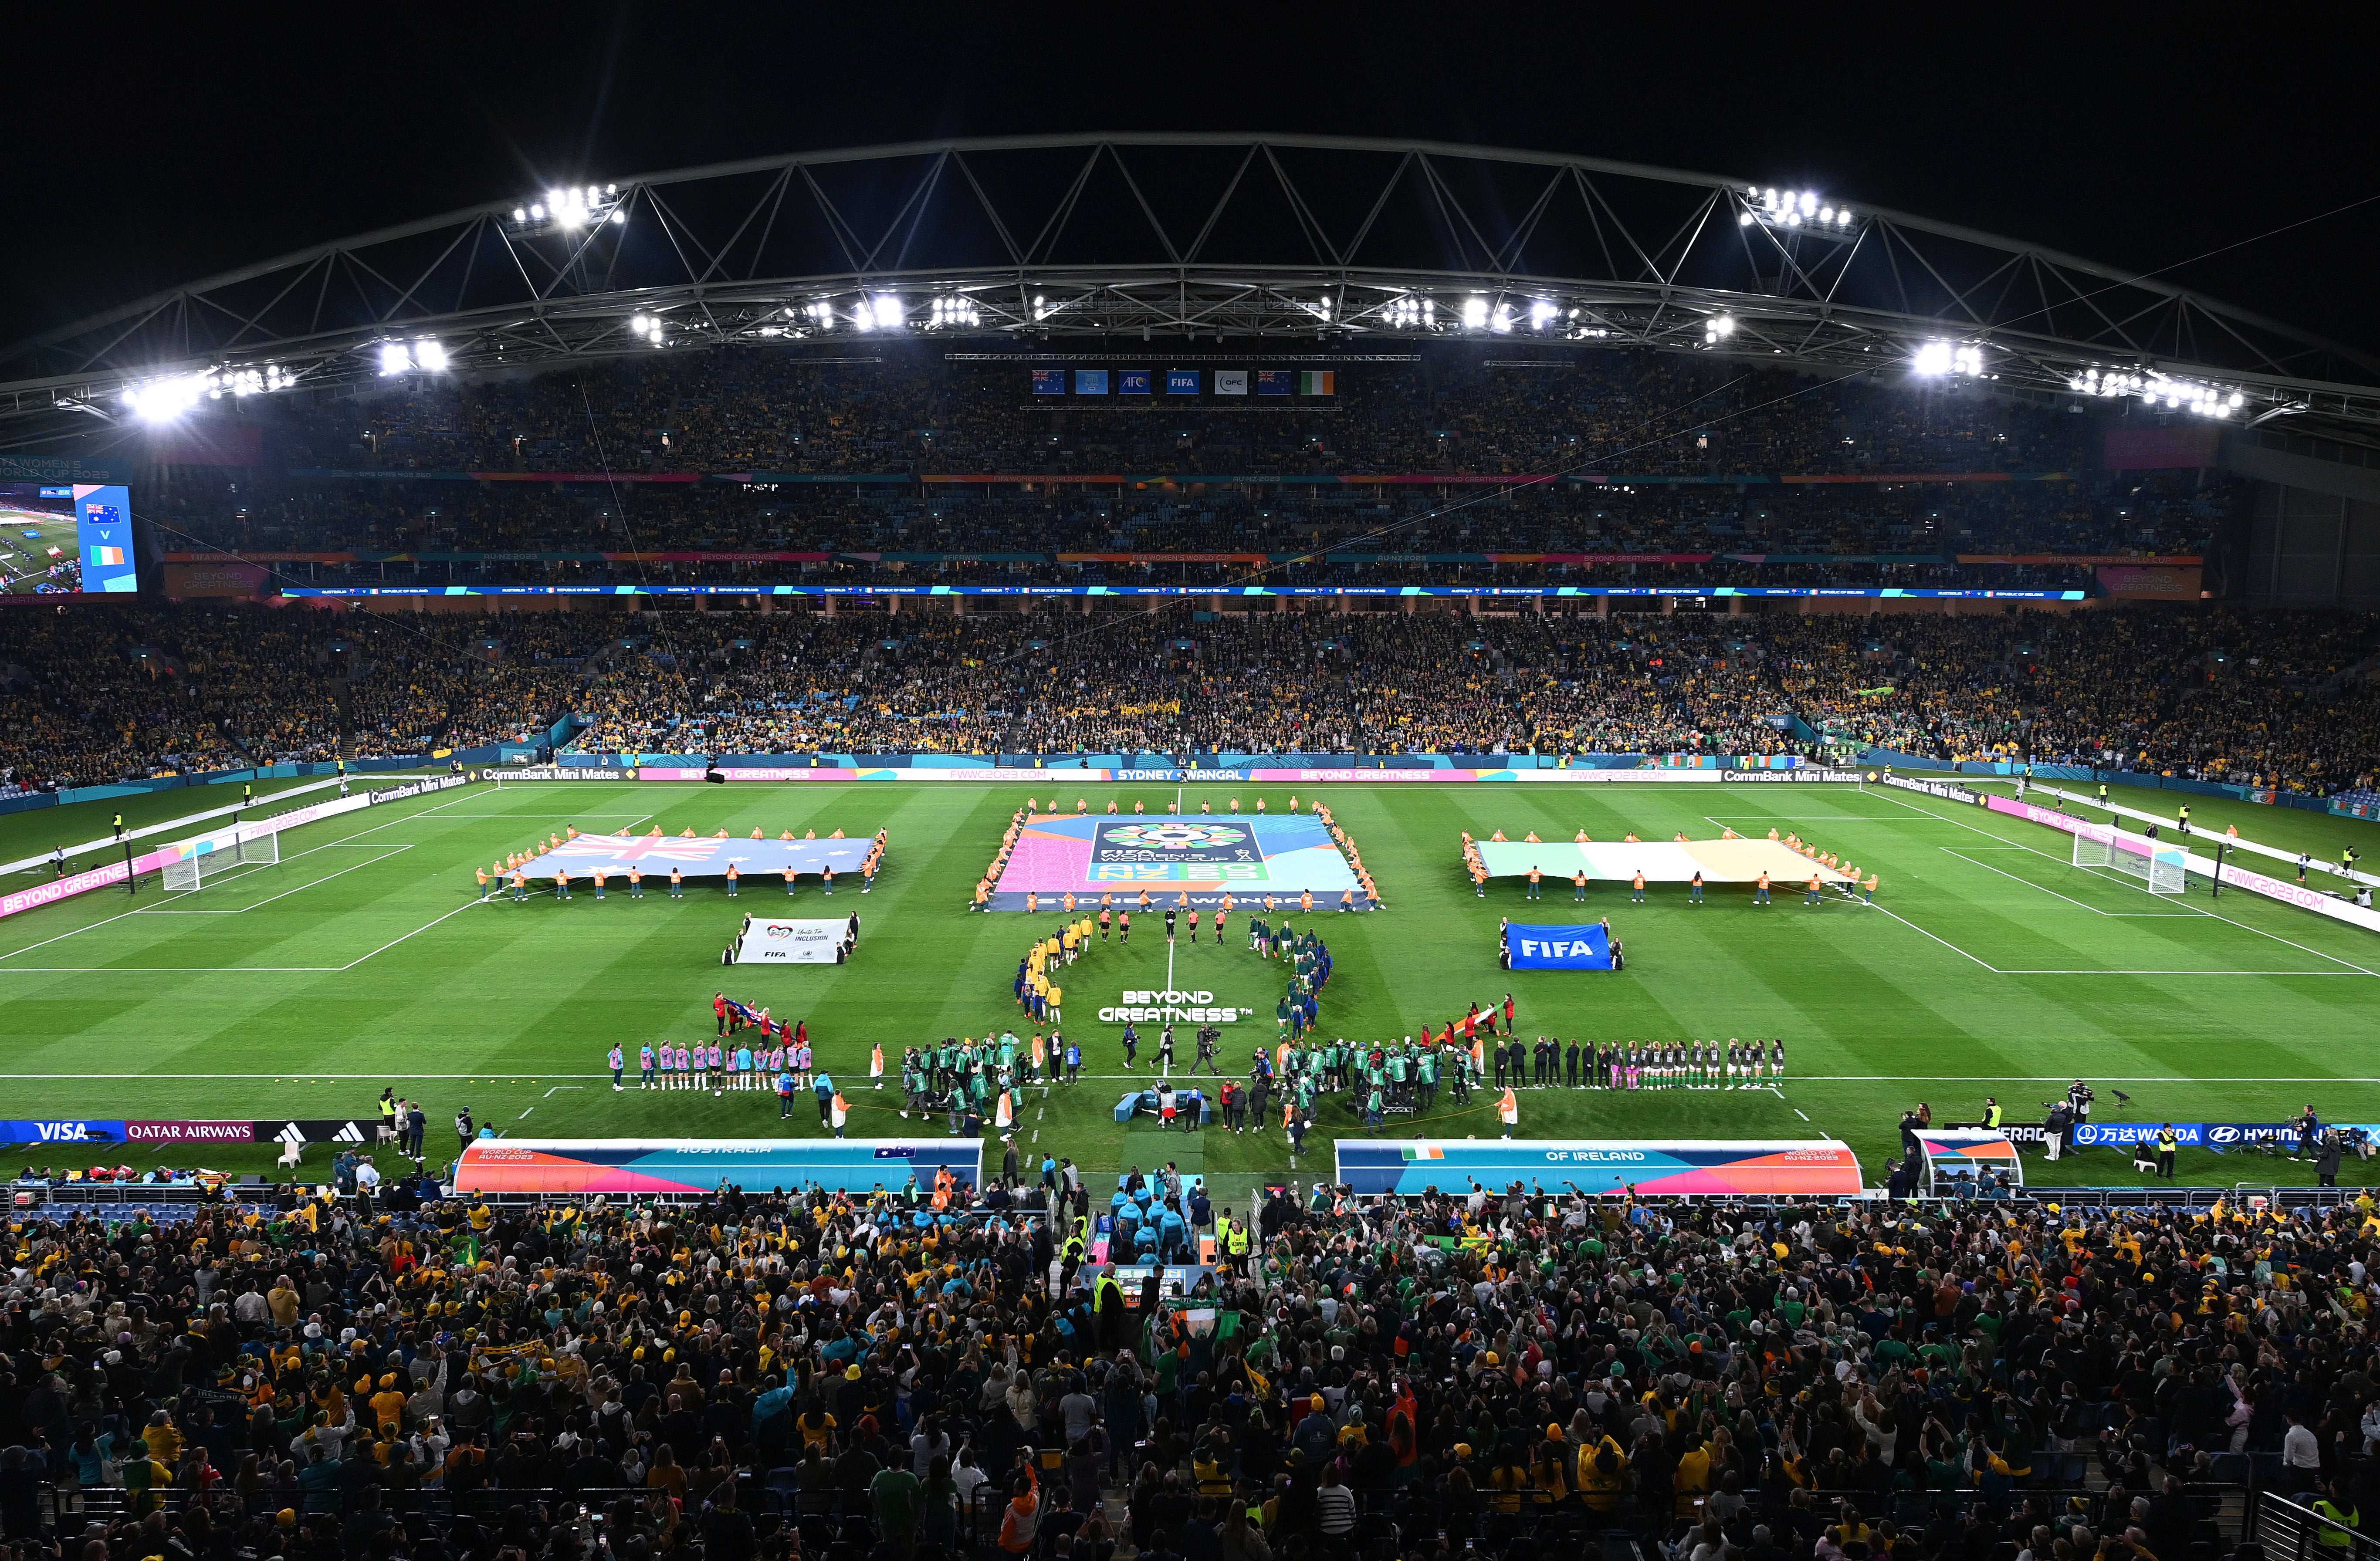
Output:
top-left (2075, 822), bottom-right (2187, 895)
top-left (232, 826), bottom-right (279, 867)
top-left (159, 826), bottom-right (279, 893)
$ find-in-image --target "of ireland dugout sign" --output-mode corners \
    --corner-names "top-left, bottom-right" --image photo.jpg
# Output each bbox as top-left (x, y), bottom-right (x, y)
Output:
top-left (1505, 923), bottom-right (1614, 970)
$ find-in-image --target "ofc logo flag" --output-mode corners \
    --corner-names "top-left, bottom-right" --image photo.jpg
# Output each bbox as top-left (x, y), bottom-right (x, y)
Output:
top-left (1505, 923), bottom-right (1614, 969)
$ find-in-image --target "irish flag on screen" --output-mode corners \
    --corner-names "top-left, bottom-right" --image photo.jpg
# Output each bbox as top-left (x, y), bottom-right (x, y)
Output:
top-left (89, 546), bottom-right (124, 566)
top-left (1299, 371), bottom-right (1335, 395)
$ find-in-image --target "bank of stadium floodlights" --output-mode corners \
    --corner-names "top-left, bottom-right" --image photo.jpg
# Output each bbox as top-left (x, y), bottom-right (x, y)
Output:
top-left (6, 134), bottom-right (2379, 440)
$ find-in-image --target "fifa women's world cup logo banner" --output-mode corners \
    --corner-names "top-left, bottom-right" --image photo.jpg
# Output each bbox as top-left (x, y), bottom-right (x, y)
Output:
top-left (988, 812), bottom-right (1361, 908)
top-left (1093, 821), bottom-right (1256, 875)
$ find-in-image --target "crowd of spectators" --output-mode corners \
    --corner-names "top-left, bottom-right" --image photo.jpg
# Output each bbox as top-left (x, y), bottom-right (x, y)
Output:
top-left (135, 345), bottom-right (2224, 597)
top-left (3, 1171), bottom-right (2378, 1561)
top-left (7, 600), bottom-right (2375, 795)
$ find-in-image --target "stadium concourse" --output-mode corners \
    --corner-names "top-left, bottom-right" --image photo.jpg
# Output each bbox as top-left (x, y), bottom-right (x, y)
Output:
top-left (3, 1172), bottom-right (2378, 1561)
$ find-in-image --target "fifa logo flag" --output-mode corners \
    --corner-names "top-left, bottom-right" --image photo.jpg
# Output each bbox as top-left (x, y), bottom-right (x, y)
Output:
top-left (1032, 369), bottom-right (1065, 395)
top-left (1074, 370), bottom-right (1110, 394)
top-left (1504, 922), bottom-right (1614, 970)
top-left (1165, 369), bottom-right (1200, 395)
top-left (1215, 370), bottom-right (1249, 395)
top-left (1118, 369), bottom-right (1153, 395)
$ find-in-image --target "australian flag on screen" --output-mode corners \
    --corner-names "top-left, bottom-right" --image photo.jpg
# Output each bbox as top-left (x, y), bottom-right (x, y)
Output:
top-left (1257, 369), bottom-right (1293, 395)
top-left (1032, 369), bottom-right (1065, 395)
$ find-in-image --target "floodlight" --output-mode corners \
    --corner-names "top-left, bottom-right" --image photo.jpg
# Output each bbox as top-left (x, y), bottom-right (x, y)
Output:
top-left (611, 210), bottom-right (626, 224)
top-left (1462, 297), bottom-right (1489, 329)
top-left (1490, 304), bottom-right (1514, 333)
top-left (872, 294), bottom-right (903, 329)
top-left (528, 203), bottom-right (545, 220)
top-left (414, 339), bottom-right (449, 372)
top-left (1528, 299), bottom-right (1557, 329)
top-left (512, 208), bottom-right (527, 222)
top-left (379, 341), bottom-right (413, 375)
top-left (1738, 211), bottom-right (1754, 225)
top-left (1911, 340), bottom-right (1953, 375)
top-left (123, 372), bottom-right (210, 423)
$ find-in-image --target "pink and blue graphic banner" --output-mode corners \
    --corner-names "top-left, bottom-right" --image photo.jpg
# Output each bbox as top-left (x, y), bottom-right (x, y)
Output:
top-left (455, 1138), bottom-right (982, 1196)
top-left (991, 813), bottom-right (1361, 909)
top-left (1334, 1139), bottom-right (1865, 1198)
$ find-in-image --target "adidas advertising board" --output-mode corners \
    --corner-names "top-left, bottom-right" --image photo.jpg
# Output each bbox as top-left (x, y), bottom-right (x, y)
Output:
top-left (255, 1119), bottom-right (376, 1145)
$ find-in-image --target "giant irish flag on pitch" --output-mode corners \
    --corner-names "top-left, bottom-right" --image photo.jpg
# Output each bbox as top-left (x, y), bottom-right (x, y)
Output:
top-left (1298, 371), bottom-right (1335, 395)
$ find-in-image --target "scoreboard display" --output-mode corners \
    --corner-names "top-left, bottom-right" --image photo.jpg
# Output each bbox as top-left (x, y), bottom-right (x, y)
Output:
top-left (0, 482), bottom-right (139, 596)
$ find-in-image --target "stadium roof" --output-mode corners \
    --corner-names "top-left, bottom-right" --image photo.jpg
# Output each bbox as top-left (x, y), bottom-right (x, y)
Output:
top-left (8, 133), bottom-right (2380, 436)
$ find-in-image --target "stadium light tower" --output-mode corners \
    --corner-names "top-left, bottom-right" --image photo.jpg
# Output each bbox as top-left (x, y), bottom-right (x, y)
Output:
top-left (1740, 185), bottom-right (1858, 237)
top-left (509, 183), bottom-right (626, 234)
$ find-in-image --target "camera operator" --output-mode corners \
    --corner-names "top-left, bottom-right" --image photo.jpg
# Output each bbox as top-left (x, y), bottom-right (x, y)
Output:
top-left (2066, 1079), bottom-right (2095, 1127)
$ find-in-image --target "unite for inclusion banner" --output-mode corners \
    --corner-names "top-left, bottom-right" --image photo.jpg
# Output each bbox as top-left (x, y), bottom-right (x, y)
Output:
top-left (1504, 923), bottom-right (1613, 969)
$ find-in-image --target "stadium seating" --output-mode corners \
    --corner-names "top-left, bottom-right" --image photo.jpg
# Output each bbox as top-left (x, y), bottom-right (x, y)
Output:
top-left (0, 1177), bottom-right (2359, 1558)
top-left (142, 346), bottom-right (2220, 594)
top-left (5, 600), bottom-right (2377, 796)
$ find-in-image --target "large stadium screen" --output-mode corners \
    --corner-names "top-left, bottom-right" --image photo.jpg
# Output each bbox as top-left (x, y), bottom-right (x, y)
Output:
top-left (0, 483), bottom-right (139, 597)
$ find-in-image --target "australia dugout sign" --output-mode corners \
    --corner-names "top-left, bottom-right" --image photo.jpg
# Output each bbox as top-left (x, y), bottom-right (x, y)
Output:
top-left (1505, 923), bottom-right (1615, 970)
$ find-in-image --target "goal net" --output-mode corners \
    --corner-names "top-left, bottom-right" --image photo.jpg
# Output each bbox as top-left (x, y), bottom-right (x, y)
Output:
top-left (161, 827), bottom-right (280, 892)
top-left (2072, 823), bottom-right (2186, 895)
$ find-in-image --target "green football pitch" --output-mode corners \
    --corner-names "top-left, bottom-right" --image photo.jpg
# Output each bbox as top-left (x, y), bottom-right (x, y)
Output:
top-left (2, 774), bottom-right (2377, 1202)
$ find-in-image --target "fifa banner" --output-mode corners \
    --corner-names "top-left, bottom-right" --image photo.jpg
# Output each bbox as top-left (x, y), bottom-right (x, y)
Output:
top-left (733, 916), bottom-right (857, 964)
top-left (0, 774), bottom-right (469, 923)
top-left (454, 1138), bottom-right (984, 1196)
top-left (1504, 923), bottom-right (1614, 969)
top-left (1983, 795), bottom-right (2380, 935)
top-left (1335, 1139), bottom-right (1865, 1198)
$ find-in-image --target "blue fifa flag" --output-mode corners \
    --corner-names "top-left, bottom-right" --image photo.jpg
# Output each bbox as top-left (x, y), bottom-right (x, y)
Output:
top-left (1505, 923), bottom-right (1614, 970)
top-left (1033, 369), bottom-right (1066, 395)
top-left (1165, 369), bottom-right (1200, 395)
top-left (1119, 369), bottom-right (1153, 395)
top-left (1075, 370), bottom-right (1110, 395)
top-left (1256, 369), bottom-right (1293, 395)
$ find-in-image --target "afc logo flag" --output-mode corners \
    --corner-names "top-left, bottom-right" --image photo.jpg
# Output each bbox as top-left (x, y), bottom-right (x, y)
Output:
top-left (1118, 369), bottom-right (1153, 395)
top-left (1032, 369), bottom-right (1065, 395)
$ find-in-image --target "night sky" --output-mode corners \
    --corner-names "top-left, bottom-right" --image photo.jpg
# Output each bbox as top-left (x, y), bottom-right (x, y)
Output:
top-left (9, 10), bottom-right (2377, 365)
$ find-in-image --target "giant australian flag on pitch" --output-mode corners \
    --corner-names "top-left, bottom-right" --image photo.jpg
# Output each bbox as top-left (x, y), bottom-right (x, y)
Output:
top-left (1506, 923), bottom-right (1614, 969)
top-left (545, 834), bottom-right (876, 879)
